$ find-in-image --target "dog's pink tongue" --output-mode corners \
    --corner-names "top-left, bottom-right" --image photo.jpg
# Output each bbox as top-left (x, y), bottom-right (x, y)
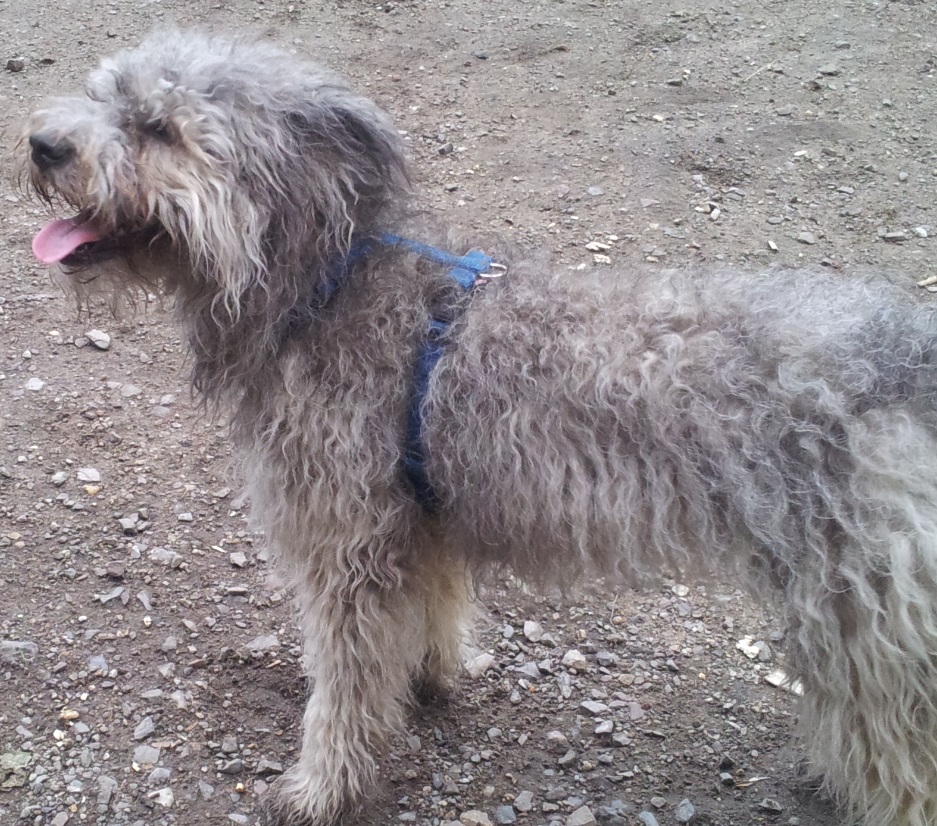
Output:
top-left (32, 218), bottom-right (103, 264)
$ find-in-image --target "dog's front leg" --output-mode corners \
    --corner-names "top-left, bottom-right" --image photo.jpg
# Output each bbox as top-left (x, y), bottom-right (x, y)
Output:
top-left (267, 565), bottom-right (426, 825)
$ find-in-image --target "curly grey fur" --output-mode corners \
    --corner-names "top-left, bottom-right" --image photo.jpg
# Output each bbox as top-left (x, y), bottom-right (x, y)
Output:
top-left (22, 28), bottom-right (937, 826)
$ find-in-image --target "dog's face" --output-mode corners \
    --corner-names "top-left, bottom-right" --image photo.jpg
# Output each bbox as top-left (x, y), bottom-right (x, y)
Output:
top-left (22, 30), bottom-right (408, 305)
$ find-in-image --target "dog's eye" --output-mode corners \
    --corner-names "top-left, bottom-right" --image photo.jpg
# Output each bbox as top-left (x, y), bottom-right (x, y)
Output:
top-left (142, 118), bottom-right (173, 142)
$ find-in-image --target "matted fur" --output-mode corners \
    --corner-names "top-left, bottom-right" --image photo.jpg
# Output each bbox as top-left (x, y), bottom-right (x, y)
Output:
top-left (21, 28), bottom-right (937, 826)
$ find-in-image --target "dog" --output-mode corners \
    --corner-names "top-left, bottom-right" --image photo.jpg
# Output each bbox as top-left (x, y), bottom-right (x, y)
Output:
top-left (21, 28), bottom-right (937, 826)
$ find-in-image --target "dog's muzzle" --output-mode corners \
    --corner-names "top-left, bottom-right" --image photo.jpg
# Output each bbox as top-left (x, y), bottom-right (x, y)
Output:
top-left (29, 133), bottom-right (74, 171)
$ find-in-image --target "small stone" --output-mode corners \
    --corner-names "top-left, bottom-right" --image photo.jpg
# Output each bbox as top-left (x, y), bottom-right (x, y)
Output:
top-left (674, 799), bottom-right (696, 823)
top-left (883, 231), bottom-right (908, 243)
top-left (513, 790), bottom-right (534, 812)
top-left (25, 377), bottom-right (46, 391)
top-left (579, 700), bottom-right (609, 716)
top-left (51, 814), bottom-right (68, 826)
top-left (567, 806), bottom-right (598, 826)
top-left (523, 620), bottom-right (544, 642)
top-left (148, 767), bottom-right (171, 785)
top-left (493, 806), bottom-right (517, 824)
top-left (77, 467), bottom-right (101, 483)
top-left (465, 652), bottom-right (495, 678)
top-left (245, 634), bottom-right (280, 652)
top-left (256, 759), bottom-right (284, 775)
top-left (5, 58), bottom-right (25, 72)
top-left (198, 780), bottom-right (215, 799)
top-left (220, 758), bottom-right (244, 774)
top-left (86, 329), bottom-right (111, 350)
top-left (460, 812), bottom-right (493, 826)
top-left (150, 787), bottom-right (174, 807)
top-left (637, 814), bottom-right (660, 826)
top-left (229, 551), bottom-right (248, 568)
top-left (796, 231), bottom-right (817, 245)
top-left (134, 716), bottom-right (155, 740)
top-left (817, 64), bottom-right (840, 76)
top-left (562, 649), bottom-right (587, 670)
top-left (758, 799), bottom-right (783, 814)
top-left (133, 744), bottom-right (160, 766)
top-left (51, 471), bottom-right (68, 486)
top-left (719, 772), bottom-right (735, 786)
top-left (587, 185), bottom-right (604, 196)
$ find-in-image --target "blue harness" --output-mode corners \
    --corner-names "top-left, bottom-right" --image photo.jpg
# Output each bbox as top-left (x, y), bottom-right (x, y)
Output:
top-left (329, 233), bottom-right (504, 509)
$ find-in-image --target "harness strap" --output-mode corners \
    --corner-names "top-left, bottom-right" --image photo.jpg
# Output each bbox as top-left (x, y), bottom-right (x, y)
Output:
top-left (379, 234), bottom-right (502, 509)
top-left (318, 233), bottom-right (502, 510)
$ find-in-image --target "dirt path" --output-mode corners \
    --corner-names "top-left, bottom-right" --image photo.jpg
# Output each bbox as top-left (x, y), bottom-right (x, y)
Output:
top-left (2, 1), bottom-right (936, 825)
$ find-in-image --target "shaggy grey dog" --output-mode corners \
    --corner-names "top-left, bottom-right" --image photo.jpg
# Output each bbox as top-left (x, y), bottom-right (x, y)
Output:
top-left (21, 29), bottom-right (937, 826)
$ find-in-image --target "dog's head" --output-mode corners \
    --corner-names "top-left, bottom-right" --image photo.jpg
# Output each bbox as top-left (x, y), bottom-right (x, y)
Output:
top-left (22, 29), bottom-right (409, 311)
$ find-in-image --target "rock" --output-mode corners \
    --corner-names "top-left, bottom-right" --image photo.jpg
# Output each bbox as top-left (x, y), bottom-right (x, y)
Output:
top-left (6, 58), bottom-right (25, 72)
top-left (796, 231), bottom-right (816, 245)
top-left (562, 649), bottom-right (587, 669)
top-left (465, 652), bottom-right (495, 678)
top-left (229, 551), bottom-right (248, 568)
top-left (25, 377), bottom-right (46, 391)
top-left (133, 744), bottom-right (160, 766)
top-left (579, 700), bottom-right (609, 716)
top-left (51, 814), bottom-right (68, 826)
top-left (587, 186), bottom-right (604, 197)
top-left (51, 470), bottom-right (68, 486)
top-left (460, 812), bottom-right (493, 826)
top-left (245, 634), bottom-right (280, 652)
top-left (674, 799), bottom-right (696, 823)
top-left (567, 806), bottom-right (598, 826)
top-left (150, 787), bottom-right (174, 807)
top-left (134, 716), bottom-right (155, 740)
top-left (637, 814), bottom-right (660, 826)
top-left (758, 798), bottom-right (783, 814)
top-left (523, 620), bottom-right (543, 642)
top-left (256, 759), bottom-right (284, 775)
top-left (198, 780), bottom-right (215, 799)
top-left (86, 329), bottom-right (111, 350)
top-left (513, 790), bottom-right (534, 812)
top-left (493, 806), bottom-right (517, 824)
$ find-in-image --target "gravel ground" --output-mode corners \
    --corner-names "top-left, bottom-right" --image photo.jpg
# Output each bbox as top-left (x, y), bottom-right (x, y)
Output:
top-left (2, 1), bottom-right (937, 825)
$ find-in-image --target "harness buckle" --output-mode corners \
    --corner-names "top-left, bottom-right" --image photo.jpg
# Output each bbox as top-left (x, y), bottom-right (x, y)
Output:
top-left (476, 261), bottom-right (507, 285)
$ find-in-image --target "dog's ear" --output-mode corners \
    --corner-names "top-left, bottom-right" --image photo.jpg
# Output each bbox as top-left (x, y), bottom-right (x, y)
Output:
top-left (283, 91), bottom-right (411, 237)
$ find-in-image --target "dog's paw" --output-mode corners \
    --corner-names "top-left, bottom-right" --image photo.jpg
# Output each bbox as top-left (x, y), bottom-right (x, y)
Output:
top-left (259, 771), bottom-right (356, 826)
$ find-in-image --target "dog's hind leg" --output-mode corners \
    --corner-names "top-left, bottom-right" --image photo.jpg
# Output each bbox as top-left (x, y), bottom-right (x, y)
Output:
top-left (414, 551), bottom-right (474, 700)
top-left (781, 419), bottom-right (937, 826)
top-left (267, 564), bottom-right (427, 825)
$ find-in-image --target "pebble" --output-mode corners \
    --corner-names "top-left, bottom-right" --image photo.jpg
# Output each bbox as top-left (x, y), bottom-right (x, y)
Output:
top-left (586, 186), bottom-right (604, 197)
top-left (465, 652), bottom-right (495, 678)
top-left (150, 787), bottom-right (174, 807)
top-left (246, 634), bottom-right (280, 652)
top-left (579, 700), bottom-right (609, 716)
top-left (133, 744), bottom-right (160, 765)
top-left (674, 799), bottom-right (696, 823)
top-left (567, 805), bottom-right (598, 826)
top-left (493, 805), bottom-right (517, 824)
top-left (25, 377), bottom-right (46, 391)
top-left (460, 812), bottom-right (493, 826)
top-left (637, 814), bottom-right (660, 826)
top-left (759, 798), bottom-right (784, 814)
top-left (77, 467), bottom-right (101, 482)
top-left (523, 620), bottom-right (543, 642)
top-left (86, 329), bottom-right (111, 350)
top-left (513, 790), bottom-right (534, 812)
top-left (796, 231), bottom-right (817, 245)
top-left (562, 649), bottom-right (587, 670)
top-left (230, 551), bottom-right (248, 568)
top-left (133, 716), bottom-right (155, 740)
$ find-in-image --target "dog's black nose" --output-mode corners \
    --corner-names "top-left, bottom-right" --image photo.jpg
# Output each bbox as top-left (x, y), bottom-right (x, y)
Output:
top-left (29, 133), bottom-right (73, 170)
